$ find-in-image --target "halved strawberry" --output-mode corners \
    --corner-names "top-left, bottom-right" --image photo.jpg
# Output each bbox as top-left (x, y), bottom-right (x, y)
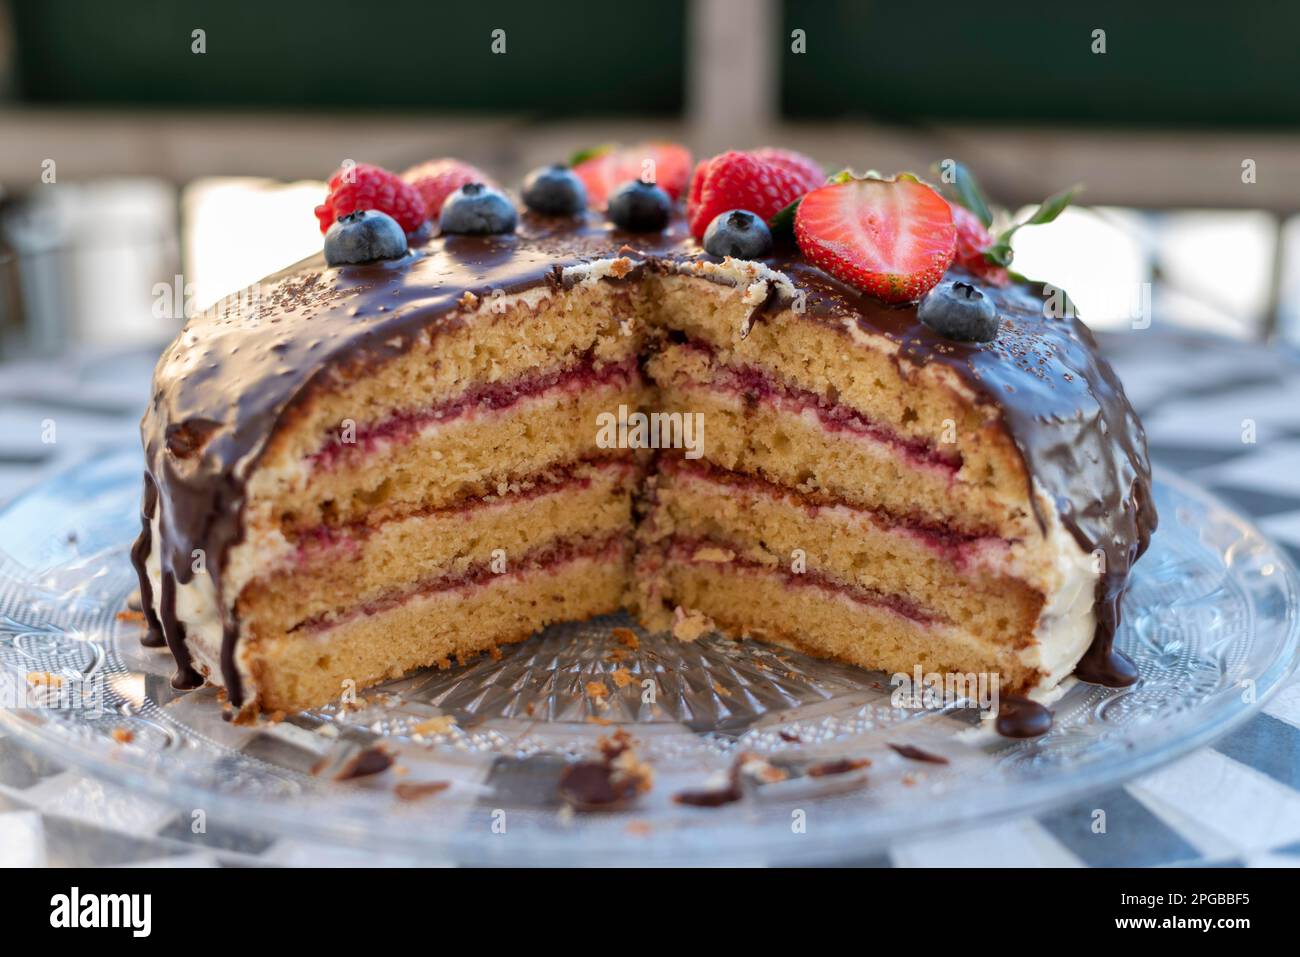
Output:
top-left (687, 150), bottom-right (814, 240)
top-left (572, 142), bottom-right (692, 209)
top-left (402, 158), bottom-right (495, 219)
top-left (949, 203), bottom-right (1010, 286)
top-left (794, 178), bottom-right (956, 303)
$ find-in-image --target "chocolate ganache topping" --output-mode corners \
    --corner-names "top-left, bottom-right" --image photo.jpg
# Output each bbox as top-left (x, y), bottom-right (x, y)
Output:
top-left (132, 208), bottom-right (1155, 707)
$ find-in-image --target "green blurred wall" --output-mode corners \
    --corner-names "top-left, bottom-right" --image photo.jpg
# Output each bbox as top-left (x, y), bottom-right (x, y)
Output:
top-left (11, 1), bottom-right (1300, 129)
top-left (779, 1), bottom-right (1300, 129)
top-left (11, 0), bottom-right (687, 114)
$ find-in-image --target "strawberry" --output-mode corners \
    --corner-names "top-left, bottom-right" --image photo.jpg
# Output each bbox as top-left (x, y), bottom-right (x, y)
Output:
top-left (686, 150), bottom-right (814, 240)
top-left (751, 147), bottom-right (825, 192)
top-left (794, 178), bottom-right (957, 303)
top-left (949, 203), bottom-right (1010, 286)
top-left (572, 142), bottom-right (692, 209)
top-left (402, 158), bottom-right (495, 218)
top-left (314, 163), bottom-right (427, 234)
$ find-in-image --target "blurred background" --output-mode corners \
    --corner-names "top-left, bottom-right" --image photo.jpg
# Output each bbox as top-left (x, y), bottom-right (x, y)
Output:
top-left (0, 0), bottom-right (1297, 352)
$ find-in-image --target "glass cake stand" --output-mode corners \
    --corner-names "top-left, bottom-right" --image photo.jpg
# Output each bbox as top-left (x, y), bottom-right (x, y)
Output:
top-left (0, 448), bottom-right (1296, 865)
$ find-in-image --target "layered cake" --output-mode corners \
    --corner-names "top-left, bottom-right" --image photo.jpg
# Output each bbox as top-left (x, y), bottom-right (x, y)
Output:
top-left (132, 144), bottom-right (1155, 728)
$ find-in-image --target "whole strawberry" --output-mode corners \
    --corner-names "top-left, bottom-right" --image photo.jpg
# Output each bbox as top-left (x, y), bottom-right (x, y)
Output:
top-left (402, 159), bottom-right (495, 219)
top-left (687, 150), bottom-right (816, 240)
top-left (795, 178), bottom-right (956, 304)
top-left (315, 163), bottom-right (427, 235)
top-left (950, 203), bottom-right (1010, 286)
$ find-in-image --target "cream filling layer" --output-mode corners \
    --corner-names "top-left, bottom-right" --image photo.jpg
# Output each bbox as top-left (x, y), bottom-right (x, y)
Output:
top-left (1021, 478), bottom-right (1098, 700)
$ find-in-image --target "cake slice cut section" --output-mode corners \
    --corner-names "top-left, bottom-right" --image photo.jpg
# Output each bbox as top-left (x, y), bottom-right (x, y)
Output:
top-left (634, 269), bottom-right (1102, 697)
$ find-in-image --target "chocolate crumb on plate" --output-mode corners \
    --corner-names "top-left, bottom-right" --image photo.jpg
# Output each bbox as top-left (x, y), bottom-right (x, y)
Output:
top-left (394, 780), bottom-right (451, 801)
top-left (558, 730), bottom-right (654, 811)
top-left (888, 743), bottom-right (950, 764)
top-left (313, 743), bottom-right (394, 781)
top-left (806, 757), bottom-right (871, 778)
top-left (559, 761), bottom-right (639, 811)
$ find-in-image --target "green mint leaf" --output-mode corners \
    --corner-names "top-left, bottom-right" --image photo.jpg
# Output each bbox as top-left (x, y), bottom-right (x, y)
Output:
top-left (1022, 184), bottom-right (1081, 227)
top-left (983, 243), bottom-right (1015, 267)
top-left (985, 184), bottom-right (1083, 269)
top-left (932, 160), bottom-right (994, 229)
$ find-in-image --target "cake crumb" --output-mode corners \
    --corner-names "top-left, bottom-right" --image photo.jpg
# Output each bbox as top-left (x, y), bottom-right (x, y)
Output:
top-left (412, 715), bottom-right (457, 736)
top-left (611, 627), bottom-right (640, 649)
top-left (115, 609), bottom-right (145, 624)
top-left (458, 291), bottom-right (479, 309)
top-left (711, 681), bottom-right (733, 699)
top-left (607, 257), bottom-right (634, 279)
top-left (585, 680), bottom-right (610, 703)
top-left (671, 606), bottom-right (714, 643)
top-left (611, 668), bottom-right (635, 689)
top-left (26, 672), bottom-right (62, 688)
top-left (111, 727), bottom-right (134, 744)
top-left (586, 715), bottom-right (612, 726)
top-left (739, 752), bottom-right (788, 785)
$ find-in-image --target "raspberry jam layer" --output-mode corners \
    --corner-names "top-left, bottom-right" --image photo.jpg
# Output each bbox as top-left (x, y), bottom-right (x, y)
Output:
top-left (674, 339), bottom-right (960, 472)
top-left (310, 353), bottom-right (640, 469)
top-left (293, 532), bottom-right (629, 634)
top-left (663, 535), bottom-right (944, 626)
top-left (290, 457), bottom-right (636, 560)
top-left (660, 456), bottom-right (1012, 568)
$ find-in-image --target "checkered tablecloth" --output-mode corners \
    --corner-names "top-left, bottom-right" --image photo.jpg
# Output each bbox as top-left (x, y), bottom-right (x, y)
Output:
top-left (1, 331), bottom-right (1299, 867)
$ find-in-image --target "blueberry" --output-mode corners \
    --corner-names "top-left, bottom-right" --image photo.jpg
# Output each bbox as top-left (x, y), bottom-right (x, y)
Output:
top-left (607, 180), bottom-right (671, 232)
top-left (918, 280), bottom-right (999, 342)
top-left (521, 164), bottom-right (587, 216)
top-left (703, 209), bottom-right (773, 259)
top-left (439, 183), bottom-right (518, 235)
top-left (323, 210), bottom-right (408, 266)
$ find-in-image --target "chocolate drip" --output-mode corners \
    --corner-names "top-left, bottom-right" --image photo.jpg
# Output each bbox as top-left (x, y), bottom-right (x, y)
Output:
top-left (995, 696), bottom-right (1053, 738)
top-left (132, 207), bottom-right (1154, 709)
top-left (128, 476), bottom-right (167, 648)
top-left (157, 557), bottom-right (202, 690)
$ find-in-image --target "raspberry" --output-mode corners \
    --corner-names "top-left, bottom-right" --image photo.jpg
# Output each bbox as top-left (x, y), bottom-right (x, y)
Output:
top-left (314, 163), bottom-right (428, 235)
top-left (402, 159), bottom-right (494, 219)
top-left (686, 151), bottom-right (815, 240)
top-left (750, 148), bottom-right (825, 192)
top-left (950, 204), bottom-right (1010, 286)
